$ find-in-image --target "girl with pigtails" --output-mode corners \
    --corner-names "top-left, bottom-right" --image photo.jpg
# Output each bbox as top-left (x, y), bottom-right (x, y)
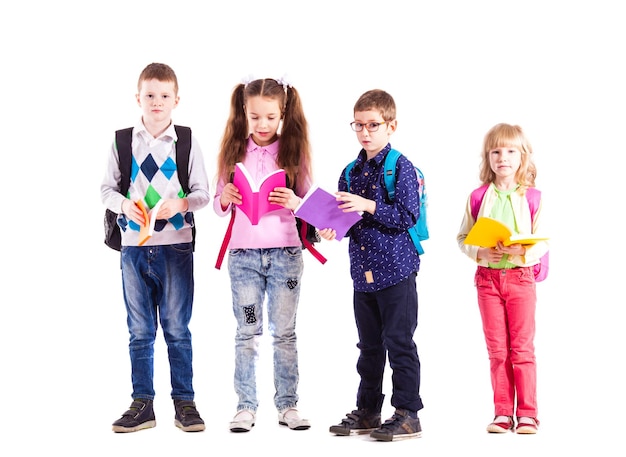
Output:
top-left (213, 77), bottom-right (314, 433)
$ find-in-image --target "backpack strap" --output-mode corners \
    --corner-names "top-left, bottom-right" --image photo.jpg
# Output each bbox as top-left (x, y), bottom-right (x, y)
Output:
top-left (215, 209), bottom-right (235, 270)
top-left (115, 127), bottom-right (134, 197)
top-left (525, 187), bottom-right (541, 220)
top-left (470, 184), bottom-right (490, 220)
top-left (384, 149), bottom-right (424, 254)
top-left (298, 219), bottom-right (327, 264)
top-left (344, 159), bottom-right (356, 189)
top-left (383, 148), bottom-right (402, 201)
top-left (173, 125), bottom-right (195, 251)
top-left (174, 125), bottom-right (192, 193)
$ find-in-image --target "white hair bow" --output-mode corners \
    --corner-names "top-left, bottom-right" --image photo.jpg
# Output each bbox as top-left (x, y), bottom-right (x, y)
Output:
top-left (241, 74), bottom-right (255, 86)
top-left (276, 73), bottom-right (292, 90)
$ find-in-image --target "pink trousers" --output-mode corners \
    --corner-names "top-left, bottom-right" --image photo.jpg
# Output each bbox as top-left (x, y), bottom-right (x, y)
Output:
top-left (475, 266), bottom-right (538, 418)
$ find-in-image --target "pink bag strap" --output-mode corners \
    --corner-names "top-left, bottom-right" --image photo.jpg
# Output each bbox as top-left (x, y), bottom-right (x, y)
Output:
top-left (215, 209), bottom-right (236, 270)
top-left (299, 219), bottom-right (327, 264)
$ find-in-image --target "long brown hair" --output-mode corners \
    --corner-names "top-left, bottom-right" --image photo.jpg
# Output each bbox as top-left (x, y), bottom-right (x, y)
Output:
top-left (216, 78), bottom-right (313, 196)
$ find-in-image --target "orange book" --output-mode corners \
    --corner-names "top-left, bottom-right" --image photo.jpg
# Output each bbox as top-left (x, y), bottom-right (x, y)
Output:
top-left (136, 200), bottom-right (165, 246)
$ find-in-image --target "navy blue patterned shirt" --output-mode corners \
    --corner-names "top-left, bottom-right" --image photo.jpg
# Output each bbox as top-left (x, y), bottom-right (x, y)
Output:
top-left (338, 144), bottom-right (421, 292)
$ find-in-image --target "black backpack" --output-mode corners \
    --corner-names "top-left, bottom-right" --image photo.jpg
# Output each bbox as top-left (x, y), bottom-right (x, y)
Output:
top-left (103, 125), bottom-right (194, 251)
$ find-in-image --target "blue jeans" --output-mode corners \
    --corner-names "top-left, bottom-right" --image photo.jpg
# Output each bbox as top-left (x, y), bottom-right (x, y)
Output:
top-left (228, 247), bottom-right (303, 412)
top-left (121, 243), bottom-right (195, 401)
top-left (354, 272), bottom-right (423, 413)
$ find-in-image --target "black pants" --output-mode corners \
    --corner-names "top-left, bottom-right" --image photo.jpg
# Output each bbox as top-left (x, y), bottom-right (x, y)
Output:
top-left (354, 272), bottom-right (423, 413)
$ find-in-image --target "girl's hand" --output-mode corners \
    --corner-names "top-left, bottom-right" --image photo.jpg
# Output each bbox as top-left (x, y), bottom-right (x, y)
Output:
top-left (496, 241), bottom-right (526, 256)
top-left (478, 242), bottom-right (526, 262)
top-left (478, 246), bottom-right (504, 263)
top-left (220, 182), bottom-right (242, 209)
top-left (318, 228), bottom-right (337, 241)
top-left (269, 186), bottom-right (301, 211)
top-left (336, 191), bottom-right (375, 215)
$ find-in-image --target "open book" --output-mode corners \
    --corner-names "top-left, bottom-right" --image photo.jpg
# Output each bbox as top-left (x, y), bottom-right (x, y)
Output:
top-left (464, 216), bottom-right (548, 247)
top-left (136, 199), bottom-right (165, 246)
top-left (294, 185), bottom-right (362, 240)
top-left (233, 162), bottom-right (286, 225)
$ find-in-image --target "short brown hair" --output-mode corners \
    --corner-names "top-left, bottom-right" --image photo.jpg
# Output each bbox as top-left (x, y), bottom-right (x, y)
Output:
top-left (354, 89), bottom-right (396, 121)
top-left (137, 63), bottom-right (178, 94)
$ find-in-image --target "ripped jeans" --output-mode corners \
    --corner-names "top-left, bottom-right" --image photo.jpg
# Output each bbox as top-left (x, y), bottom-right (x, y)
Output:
top-left (228, 247), bottom-right (304, 413)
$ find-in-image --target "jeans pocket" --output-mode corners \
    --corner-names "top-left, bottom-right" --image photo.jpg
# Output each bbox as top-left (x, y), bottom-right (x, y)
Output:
top-left (475, 268), bottom-right (492, 288)
top-left (284, 246), bottom-right (302, 258)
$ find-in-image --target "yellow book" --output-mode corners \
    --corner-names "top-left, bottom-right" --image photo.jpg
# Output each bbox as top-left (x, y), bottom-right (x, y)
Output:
top-left (464, 217), bottom-right (549, 247)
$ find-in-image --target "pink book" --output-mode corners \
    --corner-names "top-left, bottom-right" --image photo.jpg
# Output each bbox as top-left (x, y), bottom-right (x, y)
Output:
top-left (233, 162), bottom-right (286, 225)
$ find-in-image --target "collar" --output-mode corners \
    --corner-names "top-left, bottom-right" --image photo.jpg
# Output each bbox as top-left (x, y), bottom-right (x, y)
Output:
top-left (355, 143), bottom-right (392, 169)
top-left (246, 136), bottom-right (280, 157)
top-left (134, 119), bottom-right (177, 142)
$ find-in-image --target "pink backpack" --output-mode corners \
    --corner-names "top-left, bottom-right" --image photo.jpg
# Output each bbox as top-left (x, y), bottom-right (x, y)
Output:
top-left (470, 185), bottom-right (549, 282)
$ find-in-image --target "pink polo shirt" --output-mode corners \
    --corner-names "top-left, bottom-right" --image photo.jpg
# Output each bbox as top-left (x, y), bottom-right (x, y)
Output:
top-left (213, 137), bottom-right (303, 249)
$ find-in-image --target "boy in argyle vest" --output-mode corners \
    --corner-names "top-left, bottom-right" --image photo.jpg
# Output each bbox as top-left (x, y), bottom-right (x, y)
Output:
top-left (101, 63), bottom-right (210, 433)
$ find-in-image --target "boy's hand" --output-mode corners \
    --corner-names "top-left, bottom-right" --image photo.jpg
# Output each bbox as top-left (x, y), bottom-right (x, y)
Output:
top-left (318, 228), bottom-right (336, 241)
top-left (336, 191), bottom-right (376, 215)
top-left (156, 199), bottom-right (188, 219)
top-left (121, 199), bottom-right (146, 226)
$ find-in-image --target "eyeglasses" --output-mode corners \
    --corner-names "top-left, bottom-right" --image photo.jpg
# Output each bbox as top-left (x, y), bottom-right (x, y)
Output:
top-left (350, 121), bottom-right (387, 132)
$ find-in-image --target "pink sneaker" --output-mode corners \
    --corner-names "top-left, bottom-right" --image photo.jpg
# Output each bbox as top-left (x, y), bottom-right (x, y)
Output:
top-left (486, 416), bottom-right (514, 433)
top-left (516, 417), bottom-right (539, 434)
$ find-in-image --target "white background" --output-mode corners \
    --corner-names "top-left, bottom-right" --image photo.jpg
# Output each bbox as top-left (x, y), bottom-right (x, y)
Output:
top-left (2, 1), bottom-right (623, 455)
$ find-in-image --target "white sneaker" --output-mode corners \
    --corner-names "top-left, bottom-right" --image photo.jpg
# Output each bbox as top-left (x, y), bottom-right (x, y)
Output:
top-left (230, 409), bottom-right (255, 432)
top-left (278, 408), bottom-right (311, 430)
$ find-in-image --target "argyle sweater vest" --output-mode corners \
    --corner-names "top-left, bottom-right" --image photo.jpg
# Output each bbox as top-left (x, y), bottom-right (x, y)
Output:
top-left (118, 140), bottom-right (193, 246)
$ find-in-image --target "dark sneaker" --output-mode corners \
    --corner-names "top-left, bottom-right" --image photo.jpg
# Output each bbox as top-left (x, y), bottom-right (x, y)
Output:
top-left (329, 409), bottom-right (381, 436)
top-left (112, 399), bottom-right (156, 433)
top-left (369, 409), bottom-right (422, 442)
top-left (174, 400), bottom-right (205, 432)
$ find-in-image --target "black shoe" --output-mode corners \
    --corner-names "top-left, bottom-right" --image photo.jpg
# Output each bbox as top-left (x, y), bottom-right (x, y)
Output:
top-left (112, 399), bottom-right (156, 433)
top-left (329, 409), bottom-right (381, 436)
top-left (369, 409), bottom-right (422, 441)
top-left (174, 400), bottom-right (205, 432)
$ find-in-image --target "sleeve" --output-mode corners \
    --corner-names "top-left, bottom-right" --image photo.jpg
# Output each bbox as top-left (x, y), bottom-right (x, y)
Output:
top-left (100, 137), bottom-right (126, 214)
top-left (456, 194), bottom-right (481, 262)
top-left (212, 170), bottom-right (234, 217)
top-left (185, 136), bottom-right (211, 212)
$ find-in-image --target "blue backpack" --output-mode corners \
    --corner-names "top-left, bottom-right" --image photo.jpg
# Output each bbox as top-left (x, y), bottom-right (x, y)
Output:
top-left (344, 148), bottom-right (429, 255)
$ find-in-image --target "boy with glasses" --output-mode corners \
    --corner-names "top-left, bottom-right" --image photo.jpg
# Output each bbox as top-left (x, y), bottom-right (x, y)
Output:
top-left (320, 89), bottom-right (424, 441)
